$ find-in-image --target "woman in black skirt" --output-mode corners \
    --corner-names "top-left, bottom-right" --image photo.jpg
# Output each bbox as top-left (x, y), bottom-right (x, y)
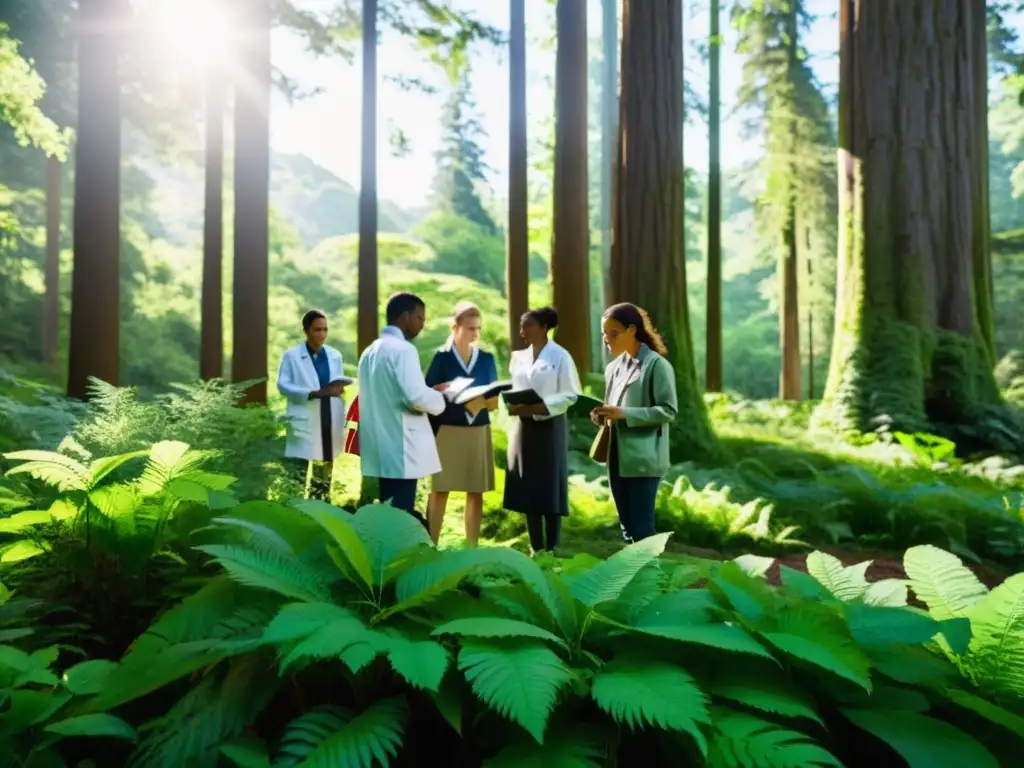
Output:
top-left (503, 307), bottom-right (582, 553)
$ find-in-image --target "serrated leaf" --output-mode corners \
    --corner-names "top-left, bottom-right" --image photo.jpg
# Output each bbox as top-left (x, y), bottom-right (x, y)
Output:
top-left (381, 633), bottom-right (449, 692)
top-left (278, 617), bottom-right (378, 673)
top-left (631, 619), bottom-right (777, 662)
top-left (760, 606), bottom-right (871, 692)
top-left (350, 502), bottom-right (433, 584)
top-left (45, 713), bottom-right (137, 741)
top-left (635, 588), bottom-right (719, 625)
top-left (710, 669), bottom-right (822, 724)
top-left (433, 617), bottom-right (568, 649)
top-left (841, 708), bottom-right (998, 768)
top-left (806, 551), bottom-right (870, 602)
top-left (904, 545), bottom-right (988, 621)
top-left (262, 602), bottom-right (356, 645)
top-left (292, 501), bottom-right (373, 591)
top-left (483, 726), bottom-right (606, 766)
top-left (458, 640), bottom-right (572, 744)
top-left (733, 554), bottom-right (775, 578)
top-left (708, 708), bottom-right (841, 767)
top-left (844, 605), bottom-right (942, 648)
top-left (964, 572), bottom-right (1024, 698)
top-left (591, 657), bottom-right (709, 755)
top-left (569, 533), bottom-right (671, 608)
top-left (291, 698), bottom-right (407, 768)
top-left (195, 544), bottom-right (331, 603)
top-left (863, 579), bottom-right (909, 607)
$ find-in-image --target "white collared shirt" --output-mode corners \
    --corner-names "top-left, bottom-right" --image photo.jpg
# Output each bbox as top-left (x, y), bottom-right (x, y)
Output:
top-left (508, 339), bottom-right (581, 421)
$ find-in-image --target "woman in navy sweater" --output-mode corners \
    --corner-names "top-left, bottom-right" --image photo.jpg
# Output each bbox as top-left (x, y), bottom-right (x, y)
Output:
top-left (424, 302), bottom-right (499, 546)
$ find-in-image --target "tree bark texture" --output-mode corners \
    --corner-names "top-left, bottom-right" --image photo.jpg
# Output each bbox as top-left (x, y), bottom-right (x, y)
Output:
top-left (552, 0), bottom-right (591, 374)
top-left (599, 0), bottom-right (617, 366)
top-left (357, 0), bottom-right (379, 355)
top-left (612, 0), bottom-right (716, 459)
top-left (201, 68), bottom-right (225, 381)
top-left (43, 155), bottom-right (61, 364)
top-left (704, 0), bottom-right (722, 392)
top-left (821, 0), bottom-right (1008, 445)
top-left (507, 0), bottom-right (529, 352)
top-left (68, 0), bottom-right (123, 399)
top-left (232, 0), bottom-right (271, 404)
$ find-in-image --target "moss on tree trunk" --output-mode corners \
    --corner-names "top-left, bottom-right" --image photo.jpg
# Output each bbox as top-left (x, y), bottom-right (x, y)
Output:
top-left (820, 0), bottom-right (1016, 451)
top-left (612, 0), bottom-right (717, 461)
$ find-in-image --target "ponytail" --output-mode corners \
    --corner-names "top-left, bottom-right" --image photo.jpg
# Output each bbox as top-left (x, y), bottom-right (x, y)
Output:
top-left (602, 303), bottom-right (668, 356)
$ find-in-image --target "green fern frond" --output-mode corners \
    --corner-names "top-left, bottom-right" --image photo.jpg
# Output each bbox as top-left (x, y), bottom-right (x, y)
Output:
top-left (378, 631), bottom-right (449, 692)
top-left (709, 561), bottom-right (778, 620)
top-left (636, 588), bottom-right (720, 625)
top-left (127, 656), bottom-right (277, 768)
top-left (841, 708), bottom-right (999, 768)
top-left (805, 551), bottom-right (870, 602)
top-left (290, 501), bottom-right (373, 591)
top-left (3, 450), bottom-right (90, 492)
top-left (843, 604), bottom-right (944, 649)
top-left (710, 667), bottom-right (822, 725)
top-left (196, 544), bottom-right (332, 603)
top-left (88, 450), bottom-right (149, 487)
top-left (569, 533), bottom-right (671, 608)
top-left (275, 706), bottom-right (353, 767)
top-left (964, 573), bottom-right (1024, 698)
top-left (278, 698), bottom-right (408, 768)
top-left (262, 602), bottom-right (357, 645)
top-left (631, 614), bottom-right (776, 661)
top-left (867, 645), bottom-right (954, 687)
top-left (278, 616), bottom-right (381, 673)
top-left (595, 561), bottom-right (668, 623)
top-left (590, 656), bottom-right (709, 755)
top-left (433, 617), bottom-right (568, 649)
top-left (944, 688), bottom-right (1024, 739)
top-left (707, 708), bottom-right (840, 768)
top-left (759, 605), bottom-right (872, 692)
top-left (903, 545), bottom-right (988, 621)
top-left (212, 517), bottom-right (296, 555)
top-left (862, 579), bottom-right (909, 607)
top-left (458, 639), bottom-right (572, 744)
top-left (137, 441), bottom-right (219, 497)
top-left (483, 727), bottom-right (606, 767)
top-left (349, 502), bottom-right (434, 584)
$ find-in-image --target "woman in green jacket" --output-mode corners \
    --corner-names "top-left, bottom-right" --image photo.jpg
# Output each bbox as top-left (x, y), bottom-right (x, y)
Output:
top-left (591, 303), bottom-right (678, 542)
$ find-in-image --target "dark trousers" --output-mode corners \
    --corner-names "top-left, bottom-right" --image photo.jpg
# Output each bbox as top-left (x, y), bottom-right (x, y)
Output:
top-left (526, 515), bottom-right (562, 553)
top-left (608, 438), bottom-right (659, 543)
top-left (378, 477), bottom-right (428, 529)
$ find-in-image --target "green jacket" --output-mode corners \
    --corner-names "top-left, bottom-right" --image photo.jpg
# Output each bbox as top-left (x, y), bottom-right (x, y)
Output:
top-left (603, 344), bottom-right (678, 478)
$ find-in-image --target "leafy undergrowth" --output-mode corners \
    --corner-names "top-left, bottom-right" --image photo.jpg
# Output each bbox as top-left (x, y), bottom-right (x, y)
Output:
top-left (3, 499), bottom-right (1024, 767)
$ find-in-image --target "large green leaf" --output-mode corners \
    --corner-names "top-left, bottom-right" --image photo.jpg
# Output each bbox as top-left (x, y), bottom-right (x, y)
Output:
top-left (291, 501), bottom-right (374, 592)
top-left (903, 545), bottom-right (988, 621)
top-left (61, 659), bottom-right (118, 695)
top-left (630, 619), bottom-right (777, 662)
top-left (710, 667), bottom-right (823, 725)
top-left (225, 500), bottom-right (324, 552)
top-left (634, 588), bottom-right (720, 625)
top-left (805, 551), bottom-right (870, 602)
top-left (0, 539), bottom-right (45, 564)
top-left (944, 688), bottom-right (1024, 739)
top-left (964, 572), bottom-right (1024, 698)
top-left (759, 606), bottom-right (872, 692)
top-left (262, 602), bottom-right (356, 645)
top-left (867, 645), bottom-right (953, 687)
top-left (844, 604), bottom-right (943, 649)
top-left (2, 450), bottom-right (90, 491)
top-left (458, 640), bottom-right (572, 744)
top-left (220, 737), bottom-right (271, 768)
top-left (590, 656), bottom-right (709, 756)
top-left (841, 708), bottom-right (999, 768)
top-left (44, 713), bottom-right (137, 741)
top-left (707, 708), bottom-right (841, 768)
top-left (863, 579), bottom-right (910, 607)
top-left (277, 699), bottom-right (407, 768)
top-left (709, 562), bottom-right (777, 620)
top-left (379, 632), bottom-right (449, 692)
top-left (88, 450), bottom-right (149, 486)
top-left (433, 617), bottom-right (568, 649)
top-left (569, 533), bottom-right (671, 608)
top-left (0, 510), bottom-right (55, 533)
top-left (350, 502), bottom-right (433, 584)
top-left (278, 616), bottom-right (379, 673)
top-left (195, 544), bottom-right (332, 603)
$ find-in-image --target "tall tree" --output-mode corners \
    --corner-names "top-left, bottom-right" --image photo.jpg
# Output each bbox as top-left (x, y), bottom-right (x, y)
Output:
top-left (612, 0), bottom-right (716, 459)
top-left (43, 155), bottom-right (60, 364)
top-left (67, 0), bottom-right (125, 399)
top-left (821, 0), bottom-right (1015, 448)
top-left (357, 0), bottom-right (378, 354)
top-left (200, 62), bottom-right (225, 381)
top-left (507, 0), bottom-right (528, 351)
top-left (432, 75), bottom-right (497, 233)
top-left (734, 0), bottom-right (833, 401)
top-left (704, 0), bottom-right (722, 392)
top-left (599, 0), bottom-right (617, 360)
top-left (232, 0), bottom-right (271, 404)
top-left (552, 0), bottom-right (590, 373)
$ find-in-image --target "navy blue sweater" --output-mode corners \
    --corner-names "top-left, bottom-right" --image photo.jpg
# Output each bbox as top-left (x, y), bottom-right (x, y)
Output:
top-left (424, 347), bottom-right (498, 428)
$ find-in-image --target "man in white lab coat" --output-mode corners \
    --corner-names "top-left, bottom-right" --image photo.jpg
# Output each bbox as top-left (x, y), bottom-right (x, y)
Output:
top-left (357, 292), bottom-right (447, 520)
top-left (276, 310), bottom-right (348, 500)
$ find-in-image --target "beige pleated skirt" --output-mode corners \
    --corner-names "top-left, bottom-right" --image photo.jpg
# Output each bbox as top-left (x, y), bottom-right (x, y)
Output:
top-left (431, 425), bottom-right (495, 493)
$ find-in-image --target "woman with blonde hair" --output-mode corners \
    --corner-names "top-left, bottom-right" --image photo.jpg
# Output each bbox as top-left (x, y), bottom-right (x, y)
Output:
top-left (591, 302), bottom-right (678, 543)
top-left (424, 302), bottom-right (499, 546)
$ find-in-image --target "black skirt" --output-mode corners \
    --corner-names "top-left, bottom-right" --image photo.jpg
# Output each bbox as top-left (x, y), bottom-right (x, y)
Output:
top-left (503, 414), bottom-right (569, 518)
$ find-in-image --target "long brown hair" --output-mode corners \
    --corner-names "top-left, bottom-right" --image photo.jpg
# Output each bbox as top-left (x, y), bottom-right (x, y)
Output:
top-left (602, 303), bottom-right (668, 356)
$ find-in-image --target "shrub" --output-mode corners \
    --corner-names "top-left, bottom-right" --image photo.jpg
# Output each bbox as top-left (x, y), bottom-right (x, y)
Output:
top-left (55, 501), bottom-right (1023, 767)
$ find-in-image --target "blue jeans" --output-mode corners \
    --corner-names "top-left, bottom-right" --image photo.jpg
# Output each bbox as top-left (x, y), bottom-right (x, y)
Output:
top-left (608, 438), bottom-right (659, 542)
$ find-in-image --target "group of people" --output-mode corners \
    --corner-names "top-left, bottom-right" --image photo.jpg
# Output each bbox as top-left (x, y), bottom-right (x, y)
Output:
top-left (276, 291), bottom-right (679, 553)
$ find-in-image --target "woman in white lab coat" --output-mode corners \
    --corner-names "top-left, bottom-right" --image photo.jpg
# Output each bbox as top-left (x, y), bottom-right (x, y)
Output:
top-left (276, 310), bottom-right (348, 500)
top-left (503, 306), bottom-right (582, 553)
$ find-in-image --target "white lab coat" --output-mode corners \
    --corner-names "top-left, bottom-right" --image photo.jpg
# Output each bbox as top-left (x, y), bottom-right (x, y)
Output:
top-left (276, 343), bottom-right (347, 462)
top-left (357, 326), bottom-right (446, 479)
top-left (508, 340), bottom-right (582, 420)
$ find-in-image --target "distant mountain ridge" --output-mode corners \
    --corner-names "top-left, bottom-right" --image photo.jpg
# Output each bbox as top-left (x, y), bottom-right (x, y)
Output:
top-left (140, 151), bottom-right (426, 249)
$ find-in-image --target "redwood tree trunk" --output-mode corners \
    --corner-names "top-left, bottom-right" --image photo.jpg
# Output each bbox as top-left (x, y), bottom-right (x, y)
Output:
top-left (612, 0), bottom-right (716, 459)
top-left (232, 0), bottom-right (271, 404)
top-left (552, 0), bottom-right (590, 373)
top-left (43, 155), bottom-right (61, 364)
top-left (599, 0), bottom-right (617, 366)
top-left (507, 0), bottom-right (529, 353)
top-left (357, 0), bottom-right (379, 354)
top-left (704, 0), bottom-right (722, 392)
top-left (68, 0), bottom-right (123, 399)
top-left (821, 0), bottom-right (1008, 445)
top-left (201, 68), bottom-right (225, 381)
top-left (779, 199), bottom-right (800, 399)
